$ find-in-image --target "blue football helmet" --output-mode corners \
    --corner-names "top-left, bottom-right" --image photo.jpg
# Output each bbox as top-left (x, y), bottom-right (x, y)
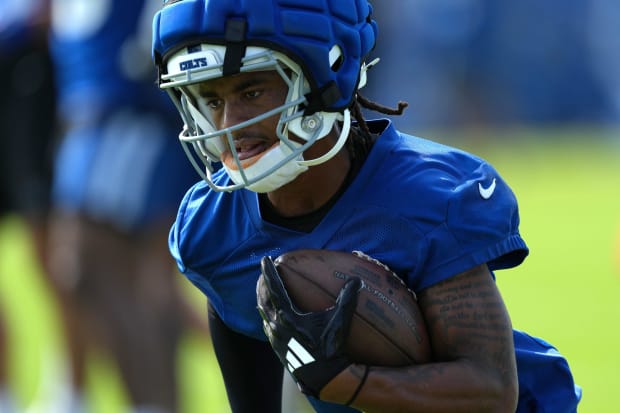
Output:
top-left (152, 0), bottom-right (377, 192)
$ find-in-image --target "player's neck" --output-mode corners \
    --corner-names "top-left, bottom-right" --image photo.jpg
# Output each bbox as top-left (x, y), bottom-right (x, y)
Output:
top-left (265, 144), bottom-right (351, 217)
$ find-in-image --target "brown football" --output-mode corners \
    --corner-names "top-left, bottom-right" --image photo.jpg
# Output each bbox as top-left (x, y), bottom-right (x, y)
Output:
top-left (270, 249), bottom-right (431, 366)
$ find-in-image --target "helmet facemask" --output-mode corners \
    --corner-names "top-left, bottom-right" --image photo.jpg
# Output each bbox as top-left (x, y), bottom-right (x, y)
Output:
top-left (161, 45), bottom-right (351, 192)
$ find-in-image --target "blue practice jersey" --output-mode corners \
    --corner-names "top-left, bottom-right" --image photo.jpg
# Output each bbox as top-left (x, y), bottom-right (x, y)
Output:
top-left (0, 0), bottom-right (44, 51)
top-left (48, 0), bottom-right (197, 230)
top-left (170, 119), bottom-right (581, 412)
top-left (49, 0), bottom-right (172, 120)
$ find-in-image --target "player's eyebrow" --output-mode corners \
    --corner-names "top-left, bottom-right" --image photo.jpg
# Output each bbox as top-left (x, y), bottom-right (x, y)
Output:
top-left (231, 79), bottom-right (262, 95)
top-left (197, 73), bottom-right (273, 98)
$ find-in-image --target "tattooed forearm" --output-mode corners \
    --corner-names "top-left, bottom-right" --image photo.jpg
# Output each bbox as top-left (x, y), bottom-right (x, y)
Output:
top-left (342, 266), bottom-right (518, 413)
top-left (418, 266), bottom-right (514, 364)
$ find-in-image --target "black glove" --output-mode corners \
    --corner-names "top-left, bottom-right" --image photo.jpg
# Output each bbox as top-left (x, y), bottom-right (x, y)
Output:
top-left (256, 255), bottom-right (362, 398)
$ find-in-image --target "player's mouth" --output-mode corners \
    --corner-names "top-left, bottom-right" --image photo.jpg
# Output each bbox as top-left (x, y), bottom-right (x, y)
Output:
top-left (221, 137), bottom-right (278, 170)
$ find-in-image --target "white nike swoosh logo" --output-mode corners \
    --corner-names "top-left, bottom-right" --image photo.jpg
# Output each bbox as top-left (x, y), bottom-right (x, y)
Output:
top-left (478, 178), bottom-right (497, 200)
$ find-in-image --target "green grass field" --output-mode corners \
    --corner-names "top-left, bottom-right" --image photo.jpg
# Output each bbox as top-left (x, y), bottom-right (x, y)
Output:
top-left (1, 127), bottom-right (619, 412)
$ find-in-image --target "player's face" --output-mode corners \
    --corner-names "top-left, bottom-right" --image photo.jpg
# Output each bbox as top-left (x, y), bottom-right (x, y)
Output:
top-left (192, 70), bottom-right (289, 164)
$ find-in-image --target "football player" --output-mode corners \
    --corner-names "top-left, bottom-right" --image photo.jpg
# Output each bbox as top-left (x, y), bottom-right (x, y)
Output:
top-left (0, 0), bottom-right (55, 411)
top-left (152, 0), bottom-right (582, 412)
top-left (47, 0), bottom-right (202, 412)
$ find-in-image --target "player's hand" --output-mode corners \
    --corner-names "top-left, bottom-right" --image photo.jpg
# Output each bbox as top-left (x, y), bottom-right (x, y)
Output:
top-left (256, 255), bottom-right (362, 398)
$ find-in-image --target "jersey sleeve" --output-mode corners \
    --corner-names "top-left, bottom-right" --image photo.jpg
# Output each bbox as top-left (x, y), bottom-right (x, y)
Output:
top-left (419, 160), bottom-right (528, 288)
top-left (167, 180), bottom-right (210, 274)
top-left (168, 185), bottom-right (192, 274)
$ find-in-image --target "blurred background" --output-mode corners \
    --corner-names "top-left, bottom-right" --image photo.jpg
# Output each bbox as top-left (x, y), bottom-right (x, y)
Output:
top-left (1, 0), bottom-right (619, 412)
top-left (366, 0), bottom-right (620, 131)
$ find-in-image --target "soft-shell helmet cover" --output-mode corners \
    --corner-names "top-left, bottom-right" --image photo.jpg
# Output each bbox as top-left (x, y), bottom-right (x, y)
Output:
top-left (152, 0), bottom-right (377, 113)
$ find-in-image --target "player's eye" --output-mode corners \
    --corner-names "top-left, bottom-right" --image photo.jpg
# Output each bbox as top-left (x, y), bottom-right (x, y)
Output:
top-left (245, 89), bottom-right (262, 99)
top-left (205, 98), bottom-right (222, 110)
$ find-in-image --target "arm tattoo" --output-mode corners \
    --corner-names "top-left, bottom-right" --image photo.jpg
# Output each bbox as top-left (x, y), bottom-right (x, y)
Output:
top-left (420, 267), bottom-right (514, 372)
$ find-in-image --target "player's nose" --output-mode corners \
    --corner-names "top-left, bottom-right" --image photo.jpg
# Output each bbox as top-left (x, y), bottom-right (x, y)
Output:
top-left (220, 100), bottom-right (253, 130)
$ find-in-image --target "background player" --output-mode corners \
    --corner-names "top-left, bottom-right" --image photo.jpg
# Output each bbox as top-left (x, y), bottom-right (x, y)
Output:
top-left (0, 0), bottom-right (56, 410)
top-left (47, 0), bottom-right (203, 412)
top-left (152, 0), bottom-right (581, 412)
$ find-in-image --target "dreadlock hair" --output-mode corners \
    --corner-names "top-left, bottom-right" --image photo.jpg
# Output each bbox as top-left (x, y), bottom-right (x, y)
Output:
top-left (345, 93), bottom-right (409, 161)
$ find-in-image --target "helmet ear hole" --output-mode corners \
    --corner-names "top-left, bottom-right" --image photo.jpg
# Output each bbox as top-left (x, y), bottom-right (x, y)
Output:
top-left (328, 45), bottom-right (344, 72)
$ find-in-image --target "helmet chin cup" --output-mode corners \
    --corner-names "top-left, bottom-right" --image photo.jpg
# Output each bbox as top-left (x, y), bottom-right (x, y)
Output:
top-left (223, 142), bottom-right (309, 193)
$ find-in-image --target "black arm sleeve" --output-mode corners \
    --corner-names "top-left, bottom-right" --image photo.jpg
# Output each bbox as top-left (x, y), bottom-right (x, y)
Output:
top-left (208, 302), bottom-right (285, 413)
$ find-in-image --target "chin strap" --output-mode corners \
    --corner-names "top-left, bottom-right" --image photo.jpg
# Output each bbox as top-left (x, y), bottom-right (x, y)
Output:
top-left (298, 109), bottom-right (351, 167)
